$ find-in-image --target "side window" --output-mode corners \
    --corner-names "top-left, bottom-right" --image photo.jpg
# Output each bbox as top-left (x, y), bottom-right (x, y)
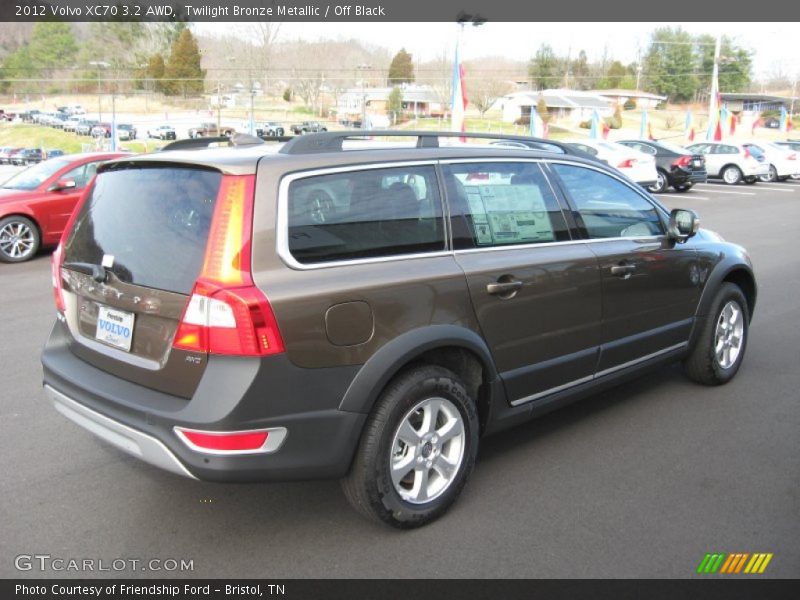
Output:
top-left (551, 164), bottom-right (665, 239)
top-left (286, 165), bottom-right (444, 264)
top-left (60, 162), bottom-right (102, 189)
top-left (570, 143), bottom-right (598, 156)
top-left (689, 144), bottom-right (708, 154)
top-left (639, 144), bottom-right (657, 155)
top-left (443, 162), bottom-right (569, 250)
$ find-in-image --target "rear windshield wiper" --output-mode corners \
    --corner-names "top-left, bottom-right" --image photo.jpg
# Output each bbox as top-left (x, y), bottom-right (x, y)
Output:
top-left (62, 261), bottom-right (107, 283)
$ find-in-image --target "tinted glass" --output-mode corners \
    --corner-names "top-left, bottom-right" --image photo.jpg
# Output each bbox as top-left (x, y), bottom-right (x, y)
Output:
top-left (552, 163), bottom-right (664, 238)
top-left (443, 162), bottom-right (569, 249)
top-left (1, 158), bottom-right (71, 190)
top-left (657, 141), bottom-right (691, 155)
top-left (287, 165), bottom-right (444, 264)
top-left (64, 167), bottom-right (221, 294)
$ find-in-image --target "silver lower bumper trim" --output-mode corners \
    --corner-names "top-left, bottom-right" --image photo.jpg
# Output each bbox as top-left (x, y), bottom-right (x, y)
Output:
top-left (44, 385), bottom-right (197, 480)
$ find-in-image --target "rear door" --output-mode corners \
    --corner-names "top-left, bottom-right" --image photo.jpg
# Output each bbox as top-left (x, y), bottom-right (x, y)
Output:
top-left (548, 162), bottom-right (700, 373)
top-left (59, 164), bottom-right (223, 398)
top-left (443, 160), bottom-right (603, 404)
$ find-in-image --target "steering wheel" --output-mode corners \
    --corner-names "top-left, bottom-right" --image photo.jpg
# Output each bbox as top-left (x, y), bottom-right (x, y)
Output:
top-left (306, 189), bottom-right (335, 224)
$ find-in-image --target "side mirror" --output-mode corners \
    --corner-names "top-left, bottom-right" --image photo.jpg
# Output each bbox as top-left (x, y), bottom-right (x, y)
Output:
top-left (668, 208), bottom-right (700, 243)
top-left (48, 179), bottom-right (77, 192)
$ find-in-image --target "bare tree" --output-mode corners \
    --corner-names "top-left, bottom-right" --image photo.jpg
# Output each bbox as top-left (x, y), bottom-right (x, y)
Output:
top-left (464, 57), bottom-right (516, 116)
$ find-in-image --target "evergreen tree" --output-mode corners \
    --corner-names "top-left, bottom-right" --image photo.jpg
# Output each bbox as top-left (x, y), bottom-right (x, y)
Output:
top-left (387, 86), bottom-right (403, 122)
top-left (643, 27), bottom-right (698, 101)
top-left (528, 44), bottom-right (558, 90)
top-left (147, 54), bottom-right (167, 93)
top-left (163, 29), bottom-right (205, 96)
top-left (387, 49), bottom-right (414, 85)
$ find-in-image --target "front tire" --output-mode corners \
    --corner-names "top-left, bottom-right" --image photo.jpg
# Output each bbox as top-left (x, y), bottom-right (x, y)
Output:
top-left (0, 216), bottom-right (40, 263)
top-left (341, 366), bottom-right (479, 528)
top-left (683, 283), bottom-right (749, 385)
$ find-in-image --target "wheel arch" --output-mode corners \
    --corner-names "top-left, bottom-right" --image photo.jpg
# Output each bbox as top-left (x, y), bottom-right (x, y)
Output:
top-left (696, 261), bottom-right (757, 320)
top-left (338, 325), bottom-right (499, 431)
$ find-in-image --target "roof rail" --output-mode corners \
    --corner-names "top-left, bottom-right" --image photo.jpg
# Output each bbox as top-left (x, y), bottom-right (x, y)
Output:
top-left (161, 132), bottom-right (292, 152)
top-left (278, 130), bottom-right (570, 155)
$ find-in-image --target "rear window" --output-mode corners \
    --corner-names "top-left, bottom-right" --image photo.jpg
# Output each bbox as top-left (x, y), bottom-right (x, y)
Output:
top-left (64, 166), bottom-right (221, 294)
top-left (286, 165), bottom-right (444, 264)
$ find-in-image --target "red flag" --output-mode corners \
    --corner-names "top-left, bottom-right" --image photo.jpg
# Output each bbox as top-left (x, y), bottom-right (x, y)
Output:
top-left (713, 119), bottom-right (723, 141)
top-left (602, 122), bottom-right (610, 139)
top-left (751, 115), bottom-right (762, 134)
top-left (688, 128), bottom-right (695, 142)
top-left (789, 116), bottom-right (794, 132)
top-left (730, 116), bottom-right (736, 136)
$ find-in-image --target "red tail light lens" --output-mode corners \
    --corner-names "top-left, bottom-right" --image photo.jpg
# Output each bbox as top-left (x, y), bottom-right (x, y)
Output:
top-left (788, 153), bottom-right (797, 161)
top-left (617, 158), bottom-right (636, 168)
top-left (173, 175), bottom-right (285, 357)
top-left (51, 242), bottom-right (65, 312)
top-left (174, 427), bottom-right (270, 453)
top-left (672, 156), bottom-right (692, 168)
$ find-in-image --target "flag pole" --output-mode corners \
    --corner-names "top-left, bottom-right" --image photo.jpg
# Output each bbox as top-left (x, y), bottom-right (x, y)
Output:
top-left (706, 33), bottom-right (721, 141)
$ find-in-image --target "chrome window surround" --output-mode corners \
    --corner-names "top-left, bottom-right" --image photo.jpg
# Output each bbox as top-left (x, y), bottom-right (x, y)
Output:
top-left (275, 158), bottom-right (671, 271)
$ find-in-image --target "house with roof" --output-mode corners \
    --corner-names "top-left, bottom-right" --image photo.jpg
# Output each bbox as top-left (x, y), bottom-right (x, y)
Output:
top-left (496, 89), bottom-right (612, 124)
top-left (591, 89), bottom-right (667, 109)
top-left (336, 85), bottom-right (444, 122)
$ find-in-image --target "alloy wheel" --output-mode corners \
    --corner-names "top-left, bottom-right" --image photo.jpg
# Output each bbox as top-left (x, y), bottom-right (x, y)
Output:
top-left (0, 220), bottom-right (36, 260)
top-left (714, 300), bottom-right (744, 369)
top-left (389, 397), bottom-right (466, 504)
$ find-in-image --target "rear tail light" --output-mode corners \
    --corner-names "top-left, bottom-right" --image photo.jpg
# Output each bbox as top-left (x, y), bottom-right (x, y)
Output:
top-left (672, 156), bottom-right (692, 168)
top-left (174, 426), bottom-right (287, 455)
top-left (617, 158), bottom-right (636, 168)
top-left (51, 242), bottom-right (65, 312)
top-left (173, 175), bottom-right (285, 357)
top-left (788, 153), bottom-right (797, 161)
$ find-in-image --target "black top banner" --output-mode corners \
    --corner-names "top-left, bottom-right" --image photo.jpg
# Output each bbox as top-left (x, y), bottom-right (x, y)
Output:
top-left (4, 0), bottom-right (800, 22)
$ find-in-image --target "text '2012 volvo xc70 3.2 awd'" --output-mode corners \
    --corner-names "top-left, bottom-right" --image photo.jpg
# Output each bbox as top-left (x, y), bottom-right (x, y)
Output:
top-left (41, 131), bottom-right (756, 528)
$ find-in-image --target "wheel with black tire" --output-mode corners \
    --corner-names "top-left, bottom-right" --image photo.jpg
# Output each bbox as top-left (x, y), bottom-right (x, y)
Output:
top-left (759, 165), bottom-right (778, 183)
top-left (683, 283), bottom-right (749, 385)
top-left (744, 177), bottom-right (757, 184)
top-left (0, 215), bottom-right (40, 263)
top-left (647, 170), bottom-right (669, 194)
top-left (341, 365), bottom-right (479, 528)
top-left (722, 165), bottom-right (743, 185)
top-left (674, 183), bottom-right (693, 192)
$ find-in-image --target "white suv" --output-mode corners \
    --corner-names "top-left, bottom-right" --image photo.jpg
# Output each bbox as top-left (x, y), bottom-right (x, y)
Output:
top-left (744, 141), bottom-right (800, 182)
top-left (685, 142), bottom-right (769, 184)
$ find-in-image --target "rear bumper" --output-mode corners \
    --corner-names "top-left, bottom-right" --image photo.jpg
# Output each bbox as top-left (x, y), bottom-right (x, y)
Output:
top-left (670, 167), bottom-right (707, 185)
top-left (45, 384), bottom-right (197, 479)
top-left (41, 320), bottom-right (366, 483)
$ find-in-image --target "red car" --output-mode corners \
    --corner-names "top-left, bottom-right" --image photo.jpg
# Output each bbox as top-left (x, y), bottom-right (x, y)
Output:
top-left (0, 152), bottom-right (127, 262)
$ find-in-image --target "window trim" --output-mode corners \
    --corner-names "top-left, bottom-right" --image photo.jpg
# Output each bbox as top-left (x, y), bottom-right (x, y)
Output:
top-left (276, 160), bottom-right (449, 270)
top-left (439, 158), bottom-right (574, 250)
top-left (276, 158), bottom-right (672, 271)
top-left (542, 159), bottom-right (669, 240)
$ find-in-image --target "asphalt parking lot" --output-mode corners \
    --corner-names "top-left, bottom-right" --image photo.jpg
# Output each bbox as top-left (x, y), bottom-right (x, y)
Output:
top-left (1, 177), bottom-right (798, 579)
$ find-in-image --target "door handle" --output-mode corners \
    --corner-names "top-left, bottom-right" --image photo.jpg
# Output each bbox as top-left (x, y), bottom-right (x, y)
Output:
top-left (486, 280), bottom-right (523, 295)
top-left (610, 264), bottom-right (636, 277)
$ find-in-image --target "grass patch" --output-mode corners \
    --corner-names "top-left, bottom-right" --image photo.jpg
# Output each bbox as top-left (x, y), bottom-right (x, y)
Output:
top-left (0, 123), bottom-right (86, 153)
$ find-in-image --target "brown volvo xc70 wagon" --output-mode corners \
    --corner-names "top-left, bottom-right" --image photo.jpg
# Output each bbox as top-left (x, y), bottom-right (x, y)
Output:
top-left (41, 131), bottom-right (756, 528)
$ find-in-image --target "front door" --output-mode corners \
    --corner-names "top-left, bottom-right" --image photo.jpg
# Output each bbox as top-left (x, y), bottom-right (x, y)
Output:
top-left (548, 162), bottom-right (700, 373)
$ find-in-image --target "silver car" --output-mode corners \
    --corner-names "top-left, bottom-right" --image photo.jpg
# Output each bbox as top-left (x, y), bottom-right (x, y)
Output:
top-left (685, 142), bottom-right (769, 185)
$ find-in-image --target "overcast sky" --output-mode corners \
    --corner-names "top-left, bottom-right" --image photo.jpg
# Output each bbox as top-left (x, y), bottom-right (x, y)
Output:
top-left (199, 22), bottom-right (799, 80)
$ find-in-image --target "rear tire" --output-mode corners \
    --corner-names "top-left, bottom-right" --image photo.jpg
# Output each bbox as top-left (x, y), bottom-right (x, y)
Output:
top-left (0, 215), bottom-right (40, 263)
top-left (722, 165), bottom-right (743, 185)
top-left (683, 283), bottom-right (749, 385)
top-left (647, 170), bottom-right (669, 193)
top-left (674, 183), bottom-right (693, 192)
top-left (341, 365), bottom-right (479, 528)
top-left (744, 177), bottom-right (757, 184)
top-left (759, 165), bottom-right (777, 183)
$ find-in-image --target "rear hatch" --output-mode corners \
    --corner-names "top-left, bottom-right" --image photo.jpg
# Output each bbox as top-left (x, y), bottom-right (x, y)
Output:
top-left (59, 165), bottom-right (222, 398)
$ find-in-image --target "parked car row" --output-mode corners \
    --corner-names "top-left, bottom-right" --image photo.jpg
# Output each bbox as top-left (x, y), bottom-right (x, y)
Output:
top-left (0, 147), bottom-right (65, 166)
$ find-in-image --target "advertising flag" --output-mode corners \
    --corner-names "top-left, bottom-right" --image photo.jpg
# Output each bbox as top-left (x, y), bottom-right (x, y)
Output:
top-left (640, 108), bottom-right (648, 139)
top-left (530, 107), bottom-right (548, 138)
top-left (451, 38), bottom-right (468, 135)
top-left (590, 110), bottom-right (601, 139)
top-left (685, 110), bottom-right (696, 141)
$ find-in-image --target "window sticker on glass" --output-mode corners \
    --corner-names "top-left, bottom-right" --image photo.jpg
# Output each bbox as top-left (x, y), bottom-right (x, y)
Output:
top-left (464, 185), bottom-right (555, 245)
